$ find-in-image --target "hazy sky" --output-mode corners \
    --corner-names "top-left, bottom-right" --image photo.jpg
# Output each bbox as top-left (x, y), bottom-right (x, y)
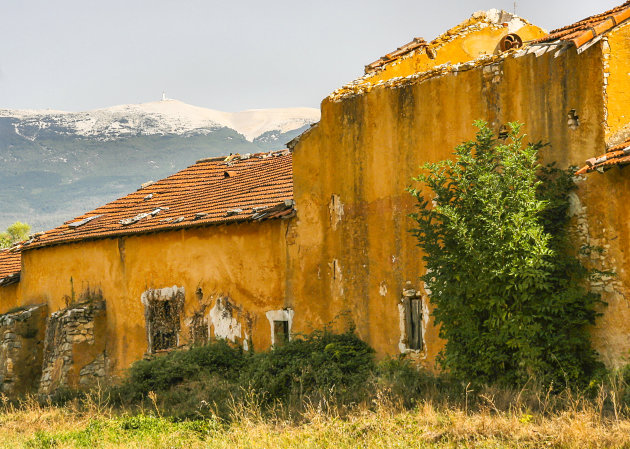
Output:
top-left (0, 0), bottom-right (621, 112)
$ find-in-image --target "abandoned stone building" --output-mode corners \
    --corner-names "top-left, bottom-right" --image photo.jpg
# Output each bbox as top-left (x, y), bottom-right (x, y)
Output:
top-left (2, 2), bottom-right (630, 394)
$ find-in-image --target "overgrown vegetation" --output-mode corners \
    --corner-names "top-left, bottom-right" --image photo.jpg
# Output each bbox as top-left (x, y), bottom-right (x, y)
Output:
top-left (0, 221), bottom-right (30, 248)
top-left (6, 348), bottom-right (630, 448)
top-left (106, 329), bottom-right (374, 419)
top-left (1, 329), bottom-right (630, 447)
top-left (409, 121), bottom-right (603, 386)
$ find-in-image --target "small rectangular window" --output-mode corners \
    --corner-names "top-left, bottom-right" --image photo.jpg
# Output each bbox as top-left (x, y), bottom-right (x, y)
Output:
top-left (147, 298), bottom-right (183, 353)
top-left (273, 320), bottom-right (289, 346)
top-left (404, 297), bottom-right (423, 350)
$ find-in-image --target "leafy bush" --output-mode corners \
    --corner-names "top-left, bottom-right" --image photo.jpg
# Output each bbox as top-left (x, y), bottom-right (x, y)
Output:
top-left (241, 329), bottom-right (376, 404)
top-left (120, 339), bottom-right (244, 400)
top-left (375, 357), bottom-right (438, 407)
top-left (114, 329), bottom-right (375, 416)
top-left (409, 121), bottom-right (603, 386)
top-left (152, 374), bottom-right (237, 420)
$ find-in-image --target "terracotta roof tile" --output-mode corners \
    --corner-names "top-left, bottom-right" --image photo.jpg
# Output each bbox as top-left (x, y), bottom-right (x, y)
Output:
top-left (575, 138), bottom-right (630, 175)
top-left (0, 247), bottom-right (21, 286)
top-left (534, 1), bottom-right (630, 49)
top-left (24, 149), bottom-right (294, 250)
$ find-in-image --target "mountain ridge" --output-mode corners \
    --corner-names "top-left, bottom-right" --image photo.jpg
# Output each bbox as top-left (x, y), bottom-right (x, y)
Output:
top-left (0, 100), bottom-right (319, 231)
top-left (0, 99), bottom-right (320, 142)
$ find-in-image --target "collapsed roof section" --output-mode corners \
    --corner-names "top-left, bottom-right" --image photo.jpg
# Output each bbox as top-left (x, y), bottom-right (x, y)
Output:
top-left (23, 149), bottom-right (294, 250)
top-left (0, 247), bottom-right (21, 287)
top-left (330, 9), bottom-right (544, 100)
top-left (363, 10), bottom-right (535, 75)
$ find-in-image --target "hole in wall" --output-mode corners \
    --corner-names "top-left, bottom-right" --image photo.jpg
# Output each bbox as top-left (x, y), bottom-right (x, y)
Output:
top-left (498, 124), bottom-right (509, 140)
top-left (568, 109), bottom-right (580, 130)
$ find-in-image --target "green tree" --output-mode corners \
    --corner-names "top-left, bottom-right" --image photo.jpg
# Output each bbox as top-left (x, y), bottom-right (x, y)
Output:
top-left (409, 121), bottom-right (603, 386)
top-left (0, 221), bottom-right (31, 248)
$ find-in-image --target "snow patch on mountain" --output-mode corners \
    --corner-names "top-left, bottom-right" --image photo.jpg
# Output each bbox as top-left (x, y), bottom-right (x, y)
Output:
top-left (0, 100), bottom-right (320, 142)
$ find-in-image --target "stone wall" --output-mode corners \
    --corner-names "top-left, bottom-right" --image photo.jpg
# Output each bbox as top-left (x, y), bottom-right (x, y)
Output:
top-left (39, 300), bottom-right (107, 394)
top-left (0, 304), bottom-right (47, 395)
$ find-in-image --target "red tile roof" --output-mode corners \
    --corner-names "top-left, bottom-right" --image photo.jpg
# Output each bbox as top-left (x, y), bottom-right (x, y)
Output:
top-left (23, 149), bottom-right (294, 250)
top-left (575, 138), bottom-right (630, 175)
top-left (0, 247), bottom-right (21, 287)
top-left (534, 1), bottom-right (630, 49)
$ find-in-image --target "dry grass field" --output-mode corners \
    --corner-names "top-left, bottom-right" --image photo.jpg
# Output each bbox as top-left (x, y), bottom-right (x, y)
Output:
top-left (1, 386), bottom-right (630, 449)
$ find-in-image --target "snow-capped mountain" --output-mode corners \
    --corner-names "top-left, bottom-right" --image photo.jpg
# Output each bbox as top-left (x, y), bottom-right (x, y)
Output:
top-left (0, 100), bottom-right (319, 232)
top-left (0, 99), bottom-right (320, 142)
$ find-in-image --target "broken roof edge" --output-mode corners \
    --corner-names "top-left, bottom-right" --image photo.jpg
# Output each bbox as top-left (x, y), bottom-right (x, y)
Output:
top-left (361, 9), bottom-right (536, 77)
top-left (23, 201), bottom-right (296, 252)
top-left (0, 246), bottom-right (22, 287)
top-left (194, 148), bottom-right (291, 165)
top-left (575, 139), bottom-right (630, 175)
top-left (0, 272), bottom-right (20, 287)
top-left (534, 1), bottom-right (630, 50)
top-left (329, 48), bottom-right (519, 103)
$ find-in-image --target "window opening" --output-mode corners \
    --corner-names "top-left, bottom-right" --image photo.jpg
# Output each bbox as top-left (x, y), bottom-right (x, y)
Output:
top-left (404, 297), bottom-right (423, 350)
top-left (273, 320), bottom-right (289, 346)
top-left (147, 297), bottom-right (181, 352)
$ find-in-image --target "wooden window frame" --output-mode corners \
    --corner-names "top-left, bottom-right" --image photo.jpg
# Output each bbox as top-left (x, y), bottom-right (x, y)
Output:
top-left (403, 297), bottom-right (423, 351)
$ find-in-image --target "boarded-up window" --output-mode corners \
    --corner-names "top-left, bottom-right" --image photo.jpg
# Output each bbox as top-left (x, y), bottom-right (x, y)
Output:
top-left (148, 300), bottom-right (179, 351)
top-left (273, 320), bottom-right (289, 346)
top-left (403, 297), bottom-right (423, 350)
top-left (142, 287), bottom-right (185, 354)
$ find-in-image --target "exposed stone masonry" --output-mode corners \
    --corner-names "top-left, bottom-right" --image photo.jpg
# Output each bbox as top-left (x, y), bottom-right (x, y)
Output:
top-left (0, 304), bottom-right (47, 395)
top-left (39, 300), bottom-right (107, 394)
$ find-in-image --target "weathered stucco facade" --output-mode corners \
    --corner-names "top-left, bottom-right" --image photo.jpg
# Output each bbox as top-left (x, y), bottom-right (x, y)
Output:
top-left (9, 215), bottom-right (292, 381)
top-left (287, 22), bottom-right (610, 366)
top-left (2, 4), bottom-right (630, 394)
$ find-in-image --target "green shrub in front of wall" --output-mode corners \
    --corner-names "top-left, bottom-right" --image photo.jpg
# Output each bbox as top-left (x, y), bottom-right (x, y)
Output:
top-left (241, 328), bottom-right (376, 404)
top-left (115, 328), bottom-right (375, 415)
top-left (408, 121), bottom-right (605, 387)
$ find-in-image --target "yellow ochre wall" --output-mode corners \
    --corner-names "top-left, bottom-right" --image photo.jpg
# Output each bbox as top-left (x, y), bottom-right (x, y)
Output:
top-left (605, 22), bottom-right (630, 141)
top-left (16, 220), bottom-right (290, 375)
top-left (0, 282), bottom-right (20, 315)
top-left (288, 41), bottom-right (609, 368)
top-left (575, 22), bottom-right (630, 366)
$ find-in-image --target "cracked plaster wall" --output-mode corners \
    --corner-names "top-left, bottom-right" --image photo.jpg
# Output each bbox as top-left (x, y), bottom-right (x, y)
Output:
top-left (568, 23), bottom-right (630, 365)
top-left (17, 218), bottom-right (290, 376)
